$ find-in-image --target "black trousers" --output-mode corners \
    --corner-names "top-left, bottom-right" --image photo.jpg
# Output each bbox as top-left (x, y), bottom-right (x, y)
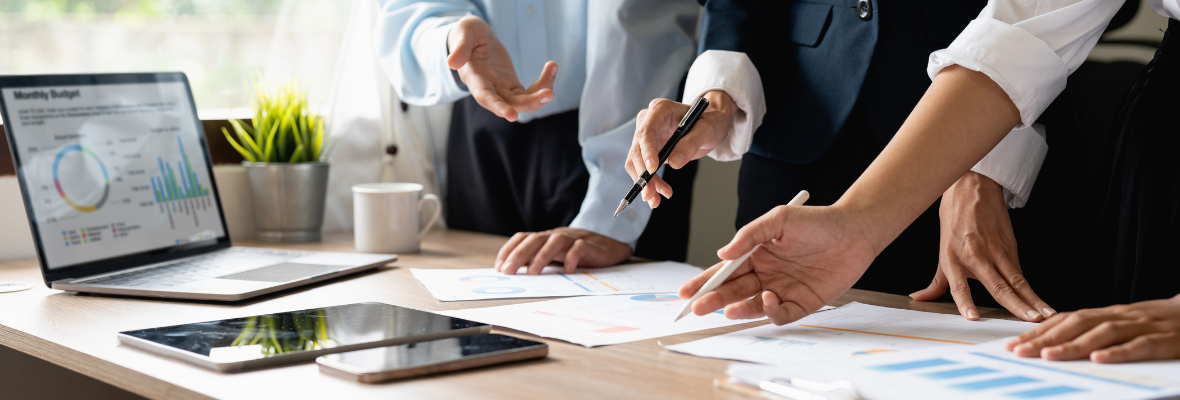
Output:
top-left (737, 103), bottom-right (940, 296)
top-left (1099, 19), bottom-right (1180, 304)
top-left (445, 97), bottom-right (697, 262)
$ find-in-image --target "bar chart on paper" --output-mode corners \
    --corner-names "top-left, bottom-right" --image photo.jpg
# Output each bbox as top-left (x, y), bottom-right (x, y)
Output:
top-left (850, 344), bottom-right (1180, 400)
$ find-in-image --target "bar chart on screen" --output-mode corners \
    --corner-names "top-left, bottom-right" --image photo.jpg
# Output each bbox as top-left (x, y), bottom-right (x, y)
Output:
top-left (149, 136), bottom-right (215, 229)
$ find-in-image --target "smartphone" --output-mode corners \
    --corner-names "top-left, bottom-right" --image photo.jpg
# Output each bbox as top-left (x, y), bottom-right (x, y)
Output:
top-left (316, 333), bottom-right (548, 383)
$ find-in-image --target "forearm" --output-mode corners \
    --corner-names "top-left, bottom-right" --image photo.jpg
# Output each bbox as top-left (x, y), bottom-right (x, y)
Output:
top-left (836, 65), bottom-right (1020, 253)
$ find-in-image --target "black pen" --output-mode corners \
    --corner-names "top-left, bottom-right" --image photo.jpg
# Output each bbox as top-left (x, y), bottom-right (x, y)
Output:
top-left (614, 97), bottom-right (709, 217)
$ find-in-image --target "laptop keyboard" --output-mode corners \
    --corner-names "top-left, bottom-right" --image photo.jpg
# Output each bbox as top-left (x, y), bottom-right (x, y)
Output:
top-left (80, 248), bottom-right (311, 288)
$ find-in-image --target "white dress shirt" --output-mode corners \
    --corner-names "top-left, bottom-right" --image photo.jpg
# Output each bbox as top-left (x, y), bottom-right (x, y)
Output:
top-left (683, 50), bottom-right (1046, 208)
top-left (926, 0), bottom-right (1180, 206)
top-left (374, 0), bottom-right (699, 248)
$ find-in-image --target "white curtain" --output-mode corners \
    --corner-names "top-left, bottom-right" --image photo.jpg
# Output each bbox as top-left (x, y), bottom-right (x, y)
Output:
top-left (288, 0), bottom-right (453, 231)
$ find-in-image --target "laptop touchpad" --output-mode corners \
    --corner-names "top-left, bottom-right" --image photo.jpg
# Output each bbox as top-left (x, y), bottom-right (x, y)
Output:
top-left (217, 263), bottom-right (342, 282)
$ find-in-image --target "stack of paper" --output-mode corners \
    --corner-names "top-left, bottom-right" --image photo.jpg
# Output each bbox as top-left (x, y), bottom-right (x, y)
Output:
top-left (411, 262), bottom-right (703, 301)
top-left (725, 340), bottom-right (1180, 400)
top-left (667, 302), bottom-right (1036, 365)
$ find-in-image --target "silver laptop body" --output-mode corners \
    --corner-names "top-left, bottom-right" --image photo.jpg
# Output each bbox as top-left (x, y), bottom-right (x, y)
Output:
top-left (0, 73), bottom-right (395, 301)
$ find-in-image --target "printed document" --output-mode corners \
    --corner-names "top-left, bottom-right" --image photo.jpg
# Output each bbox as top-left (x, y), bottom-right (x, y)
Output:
top-left (725, 339), bottom-right (1180, 400)
top-left (438, 293), bottom-right (775, 347)
top-left (667, 302), bottom-right (1035, 365)
top-left (411, 262), bottom-right (703, 301)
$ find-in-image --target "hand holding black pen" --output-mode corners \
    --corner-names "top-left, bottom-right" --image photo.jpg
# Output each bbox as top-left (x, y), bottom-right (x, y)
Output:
top-left (615, 97), bottom-right (709, 217)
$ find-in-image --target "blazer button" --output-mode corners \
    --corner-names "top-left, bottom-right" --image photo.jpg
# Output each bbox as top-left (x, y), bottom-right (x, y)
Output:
top-left (857, 0), bottom-right (872, 20)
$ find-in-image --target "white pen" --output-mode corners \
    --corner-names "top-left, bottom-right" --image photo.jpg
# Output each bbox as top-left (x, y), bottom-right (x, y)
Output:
top-left (673, 190), bottom-right (809, 322)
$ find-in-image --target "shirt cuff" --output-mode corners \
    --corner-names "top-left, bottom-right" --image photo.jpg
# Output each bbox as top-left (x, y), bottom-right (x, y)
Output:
top-left (681, 50), bottom-right (766, 162)
top-left (970, 123), bottom-right (1047, 209)
top-left (569, 120), bottom-right (652, 249)
top-left (406, 15), bottom-right (469, 105)
top-left (927, 18), bottom-right (1068, 129)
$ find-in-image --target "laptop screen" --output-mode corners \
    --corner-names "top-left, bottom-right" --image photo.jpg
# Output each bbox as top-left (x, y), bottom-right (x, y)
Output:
top-left (1, 74), bottom-right (227, 271)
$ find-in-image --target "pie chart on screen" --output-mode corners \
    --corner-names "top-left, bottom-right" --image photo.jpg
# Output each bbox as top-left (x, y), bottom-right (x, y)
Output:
top-left (630, 294), bottom-right (680, 302)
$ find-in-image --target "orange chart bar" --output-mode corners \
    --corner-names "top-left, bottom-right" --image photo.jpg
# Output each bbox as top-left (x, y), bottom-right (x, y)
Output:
top-left (797, 325), bottom-right (976, 345)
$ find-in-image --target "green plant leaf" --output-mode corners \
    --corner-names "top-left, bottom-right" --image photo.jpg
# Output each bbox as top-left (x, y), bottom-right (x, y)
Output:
top-left (221, 127), bottom-right (256, 162)
top-left (228, 119), bottom-right (261, 157)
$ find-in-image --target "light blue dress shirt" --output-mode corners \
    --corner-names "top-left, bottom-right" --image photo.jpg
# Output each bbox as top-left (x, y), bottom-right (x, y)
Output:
top-left (374, 0), bottom-right (698, 248)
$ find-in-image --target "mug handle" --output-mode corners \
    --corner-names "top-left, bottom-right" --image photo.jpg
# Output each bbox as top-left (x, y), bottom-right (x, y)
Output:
top-left (418, 194), bottom-right (442, 240)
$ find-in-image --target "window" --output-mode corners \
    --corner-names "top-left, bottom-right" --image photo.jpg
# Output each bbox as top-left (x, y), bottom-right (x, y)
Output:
top-left (0, 0), bottom-right (351, 112)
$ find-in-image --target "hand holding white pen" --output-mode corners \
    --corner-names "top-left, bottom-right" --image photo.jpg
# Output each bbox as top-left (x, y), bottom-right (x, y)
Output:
top-left (674, 190), bottom-right (809, 322)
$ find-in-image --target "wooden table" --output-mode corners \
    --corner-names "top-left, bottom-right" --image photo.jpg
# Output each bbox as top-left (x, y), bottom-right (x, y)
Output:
top-left (0, 230), bottom-right (1019, 400)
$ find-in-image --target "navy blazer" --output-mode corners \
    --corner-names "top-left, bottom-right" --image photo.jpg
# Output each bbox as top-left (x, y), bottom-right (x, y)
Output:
top-left (699, 0), bottom-right (985, 164)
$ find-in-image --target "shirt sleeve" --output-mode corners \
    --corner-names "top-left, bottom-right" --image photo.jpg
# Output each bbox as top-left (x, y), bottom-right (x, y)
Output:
top-left (970, 123), bottom-right (1048, 209)
top-left (569, 119), bottom-right (656, 249)
top-left (927, 0), bottom-right (1126, 128)
top-left (681, 50), bottom-right (766, 162)
top-left (373, 0), bottom-right (482, 106)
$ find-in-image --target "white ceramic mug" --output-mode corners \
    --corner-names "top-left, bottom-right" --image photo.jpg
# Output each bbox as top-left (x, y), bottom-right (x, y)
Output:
top-left (352, 183), bottom-right (441, 253)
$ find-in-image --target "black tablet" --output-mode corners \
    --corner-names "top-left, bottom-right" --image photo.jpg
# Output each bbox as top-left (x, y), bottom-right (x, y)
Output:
top-left (117, 302), bottom-right (490, 372)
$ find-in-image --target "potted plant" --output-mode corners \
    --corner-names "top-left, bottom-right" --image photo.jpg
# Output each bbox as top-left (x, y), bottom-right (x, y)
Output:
top-left (222, 78), bottom-right (334, 243)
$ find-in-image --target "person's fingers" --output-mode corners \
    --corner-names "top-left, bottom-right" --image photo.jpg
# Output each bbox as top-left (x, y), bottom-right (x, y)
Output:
top-left (940, 260), bottom-right (980, 320)
top-left (1007, 313), bottom-right (1069, 351)
top-left (527, 234), bottom-right (575, 275)
top-left (718, 206), bottom-right (791, 260)
top-left (995, 257), bottom-right (1056, 318)
top-left (495, 232), bottom-right (529, 271)
top-left (1040, 320), bottom-right (1154, 361)
top-left (677, 260), bottom-right (755, 299)
top-left (972, 262), bottom-right (1042, 322)
top-left (446, 21), bottom-right (476, 70)
top-left (636, 100), bottom-right (675, 174)
top-left (648, 174), bottom-right (673, 200)
top-left (500, 89), bottom-right (554, 113)
top-left (465, 74), bottom-right (517, 122)
top-left (692, 273), bottom-right (763, 316)
top-left (909, 269), bottom-right (949, 302)
top-left (1091, 332), bottom-right (1180, 363)
top-left (525, 61), bottom-right (558, 93)
top-left (762, 290), bottom-right (812, 326)
top-left (1013, 310), bottom-right (1112, 357)
top-left (625, 142), bottom-right (641, 181)
top-left (501, 233), bottom-right (548, 275)
top-left (724, 297), bottom-right (768, 320)
top-left (562, 239), bottom-right (589, 274)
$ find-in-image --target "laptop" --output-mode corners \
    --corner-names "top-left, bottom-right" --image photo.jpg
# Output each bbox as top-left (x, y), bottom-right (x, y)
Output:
top-left (0, 73), bottom-right (396, 301)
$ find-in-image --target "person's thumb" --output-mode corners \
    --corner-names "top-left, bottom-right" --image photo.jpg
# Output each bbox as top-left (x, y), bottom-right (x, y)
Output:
top-left (447, 22), bottom-right (477, 70)
top-left (667, 125), bottom-right (711, 169)
top-left (910, 269), bottom-right (949, 301)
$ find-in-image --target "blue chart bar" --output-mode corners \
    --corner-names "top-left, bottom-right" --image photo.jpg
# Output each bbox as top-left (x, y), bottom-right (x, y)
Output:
top-left (921, 367), bottom-right (997, 380)
top-left (1008, 386), bottom-right (1086, 399)
top-left (870, 358), bottom-right (957, 372)
top-left (952, 376), bottom-right (1039, 391)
